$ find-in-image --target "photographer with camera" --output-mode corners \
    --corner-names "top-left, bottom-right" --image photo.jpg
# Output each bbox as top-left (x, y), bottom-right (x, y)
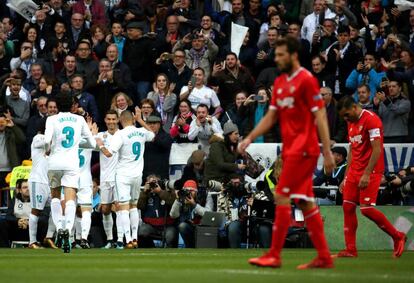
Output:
top-left (373, 80), bottom-right (411, 143)
top-left (216, 174), bottom-right (265, 248)
top-left (383, 166), bottom-right (414, 205)
top-left (137, 175), bottom-right (178, 248)
top-left (170, 180), bottom-right (213, 248)
top-left (345, 53), bottom-right (385, 102)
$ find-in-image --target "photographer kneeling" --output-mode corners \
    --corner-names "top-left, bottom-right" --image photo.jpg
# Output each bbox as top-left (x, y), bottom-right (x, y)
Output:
top-left (217, 174), bottom-right (259, 248)
top-left (137, 175), bottom-right (178, 247)
top-left (170, 180), bottom-right (214, 248)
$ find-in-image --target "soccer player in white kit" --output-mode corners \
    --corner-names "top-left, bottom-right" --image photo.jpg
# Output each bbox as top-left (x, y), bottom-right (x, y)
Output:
top-left (27, 118), bottom-right (50, 249)
top-left (96, 110), bottom-right (119, 249)
top-left (45, 94), bottom-right (96, 253)
top-left (75, 146), bottom-right (94, 248)
top-left (97, 110), bottom-right (154, 249)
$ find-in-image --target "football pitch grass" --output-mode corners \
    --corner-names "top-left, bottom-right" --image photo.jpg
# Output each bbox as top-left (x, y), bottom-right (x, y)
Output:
top-left (0, 249), bottom-right (413, 283)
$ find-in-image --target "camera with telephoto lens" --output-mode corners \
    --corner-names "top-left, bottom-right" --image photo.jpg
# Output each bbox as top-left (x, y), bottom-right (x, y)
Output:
top-left (207, 180), bottom-right (223, 192)
top-left (400, 181), bottom-right (414, 197)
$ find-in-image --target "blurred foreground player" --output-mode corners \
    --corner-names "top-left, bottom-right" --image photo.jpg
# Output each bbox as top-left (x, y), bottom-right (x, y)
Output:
top-left (336, 96), bottom-right (407, 258)
top-left (238, 36), bottom-right (335, 269)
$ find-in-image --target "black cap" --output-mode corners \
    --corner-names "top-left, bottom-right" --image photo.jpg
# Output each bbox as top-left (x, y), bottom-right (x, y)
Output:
top-left (126, 21), bottom-right (145, 30)
top-left (331, 146), bottom-right (347, 159)
top-left (146, 115), bottom-right (161, 123)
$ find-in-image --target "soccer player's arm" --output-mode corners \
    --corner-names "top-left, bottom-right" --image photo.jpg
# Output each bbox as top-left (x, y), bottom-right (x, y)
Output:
top-left (81, 119), bottom-right (97, 149)
top-left (307, 77), bottom-right (335, 173)
top-left (364, 120), bottom-right (382, 176)
top-left (43, 117), bottom-right (54, 152)
top-left (100, 132), bottom-right (121, 158)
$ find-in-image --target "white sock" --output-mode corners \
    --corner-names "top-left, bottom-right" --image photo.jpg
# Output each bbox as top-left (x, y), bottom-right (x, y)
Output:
top-left (75, 217), bottom-right (82, 240)
top-left (120, 210), bottom-right (132, 243)
top-left (102, 214), bottom-right (113, 241)
top-left (46, 213), bottom-right (56, 238)
top-left (81, 210), bottom-right (91, 240)
top-left (29, 214), bottom-right (38, 244)
top-left (129, 208), bottom-right (139, 241)
top-left (116, 211), bottom-right (123, 243)
top-left (51, 198), bottom-right (63, 230)
top-left (64, 200), bottom-right (76, 233)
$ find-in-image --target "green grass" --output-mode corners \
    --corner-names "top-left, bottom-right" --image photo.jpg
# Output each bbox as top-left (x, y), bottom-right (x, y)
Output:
top-left (0, 249), bottom-right (413, 283)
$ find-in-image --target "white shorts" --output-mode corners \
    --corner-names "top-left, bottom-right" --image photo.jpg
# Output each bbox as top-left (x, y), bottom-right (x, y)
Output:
top-left (114, 175), bottom-right (141, 204)
top-left (77, 185), bottom-right (92, 206)
top-left (100, 181), bottom-right (115, 205)
top-left (48, 170), bottom-right (80, 189)
top-left (29, 182), bottom-right (51, 210)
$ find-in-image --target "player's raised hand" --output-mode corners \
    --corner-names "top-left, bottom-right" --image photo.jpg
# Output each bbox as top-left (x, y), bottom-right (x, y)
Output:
top-left (238, 137), bottom-right (252, 155)
top-left (91, 122), bottom-right (99, 135)
top-left (323, 150), bottom-right (335, 175)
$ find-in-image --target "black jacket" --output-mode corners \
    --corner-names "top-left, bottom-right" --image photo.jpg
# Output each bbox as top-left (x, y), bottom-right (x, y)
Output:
top-left (143, 129), bottom-right (173, 180)
top-left (122, 36), bottom-right (156, 82)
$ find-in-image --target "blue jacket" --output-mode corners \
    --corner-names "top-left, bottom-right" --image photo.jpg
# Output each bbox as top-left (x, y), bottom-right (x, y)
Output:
top-left (77, 91), bottom-right (99, 123)
top-left (345, 68), bottom-right (385, 101)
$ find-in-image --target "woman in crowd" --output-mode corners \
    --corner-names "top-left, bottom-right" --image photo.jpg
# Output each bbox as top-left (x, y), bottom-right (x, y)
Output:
top-left (170, 99), bottom-right (196, 143)
top-left (220, 91), bottom-right (248, 138)
top-left (110, 92), bottom-right (134, 116)
top-left (147, 73), bottom-right (177, 132)
top-left (91, 24), bottom-right (109, 60)
top-left (204, 121), bottom-right (246, 183)
top-left (238, 86), bottom-right (280, 142)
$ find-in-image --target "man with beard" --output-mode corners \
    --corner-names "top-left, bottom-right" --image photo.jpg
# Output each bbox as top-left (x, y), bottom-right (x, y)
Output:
top-left (239, 36), bottom-right (335, 269)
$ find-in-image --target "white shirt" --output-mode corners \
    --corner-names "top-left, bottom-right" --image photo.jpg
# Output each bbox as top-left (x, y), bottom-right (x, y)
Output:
top-left (45, 112), bottom-right (96, 171)
top-left (96, 130), bottom-right (118, 183)
top-left (109, 125), bottom-right (155, 177)
top-left (78, 148), bottom-right (92, 188)
top-left (301, 9), bottom-right (336, 44)
top-left (180, 85), bottom-right (221, 110)
top-left (28, 134), bottom-right (49, 185)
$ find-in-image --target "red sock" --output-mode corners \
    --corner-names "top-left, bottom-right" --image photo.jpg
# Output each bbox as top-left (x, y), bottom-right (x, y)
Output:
top-left (360, 206), bottom-right (400, 239)
top-left (343, 201), bottom-right (358, 251)
top-left (269, 205), bottom-right (291, 257)
top-left (304, 207), bottom-right (331, 261)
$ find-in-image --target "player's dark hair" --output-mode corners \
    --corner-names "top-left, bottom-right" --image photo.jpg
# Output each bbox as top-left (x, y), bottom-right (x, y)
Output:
top-left (105, 109), bottom-right (119, 118)
top-left (337, 95), bottom-right (356, 112)
top-left (275, 35), bottom-right (301, 55)
top-left (55, 91), bottom-right (74, 112)
top-left (36, 117), bottom-right (47, 134)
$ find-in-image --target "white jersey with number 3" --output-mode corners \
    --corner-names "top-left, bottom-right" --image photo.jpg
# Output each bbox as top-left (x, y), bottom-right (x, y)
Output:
top-left (44, 112), bottom-right (96, 171)
top-left (109, 125), bottom-right (154, 177)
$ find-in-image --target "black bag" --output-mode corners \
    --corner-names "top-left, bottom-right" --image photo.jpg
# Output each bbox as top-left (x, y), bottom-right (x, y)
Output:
top-left (244, 152), bottom-right (265, 179)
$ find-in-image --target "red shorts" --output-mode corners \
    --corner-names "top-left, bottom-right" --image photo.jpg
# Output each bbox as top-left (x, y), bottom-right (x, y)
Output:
top-left (276, 155), bottom-right (318, 202)
top-left (342, 172), bottom-right (382, 205)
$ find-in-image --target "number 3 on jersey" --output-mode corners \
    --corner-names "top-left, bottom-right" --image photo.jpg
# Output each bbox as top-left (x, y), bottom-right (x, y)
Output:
top-left (132, 142), bottom-right (141, 161)
top-left (62, 126), bottom-right (74, 148)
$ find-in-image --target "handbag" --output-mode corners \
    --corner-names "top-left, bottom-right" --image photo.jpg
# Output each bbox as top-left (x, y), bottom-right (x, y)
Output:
top-left (244, 152), bottom-right (265, 179)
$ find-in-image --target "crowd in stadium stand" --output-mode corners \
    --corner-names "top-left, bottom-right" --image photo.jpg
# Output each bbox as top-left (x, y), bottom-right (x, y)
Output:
top-left (0, 0), bottom-right (414, 248)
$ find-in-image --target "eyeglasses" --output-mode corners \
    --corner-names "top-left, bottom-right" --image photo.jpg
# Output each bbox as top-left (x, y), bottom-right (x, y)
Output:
top-left (320, 93), bottom-right (331, 96)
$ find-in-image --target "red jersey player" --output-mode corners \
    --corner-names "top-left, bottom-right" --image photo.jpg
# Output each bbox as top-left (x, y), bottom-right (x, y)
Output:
top-left (238, 36), bottom-right (336, 269)
top-left (336, 96), bottom-right (407, 258)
